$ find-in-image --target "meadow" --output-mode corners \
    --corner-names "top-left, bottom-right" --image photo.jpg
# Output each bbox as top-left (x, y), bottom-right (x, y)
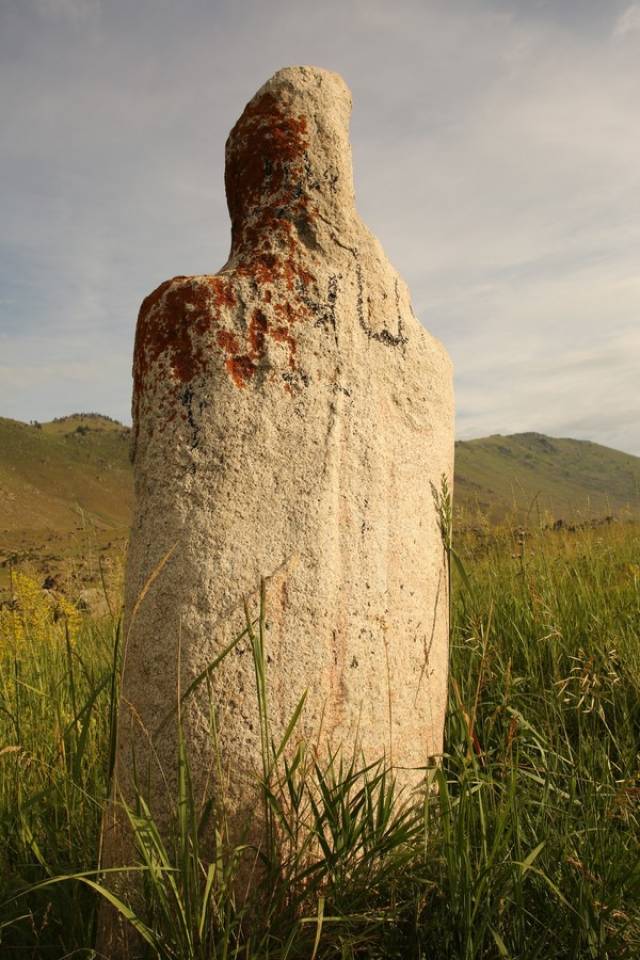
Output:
top-left (0, 518), bottom-right (638, 958)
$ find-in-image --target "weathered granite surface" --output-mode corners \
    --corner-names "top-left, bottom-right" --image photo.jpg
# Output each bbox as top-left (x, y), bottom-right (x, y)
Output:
top-left (97, 65), bottom-right (454, 957)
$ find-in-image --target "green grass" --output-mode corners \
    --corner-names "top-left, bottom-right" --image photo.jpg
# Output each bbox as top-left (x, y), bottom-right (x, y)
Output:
top-left (0, 520), bottom-right (639, 958)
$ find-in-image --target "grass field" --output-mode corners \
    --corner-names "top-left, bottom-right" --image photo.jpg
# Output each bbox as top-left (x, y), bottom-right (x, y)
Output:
top-left (0, 518), bottom-right (638, 958)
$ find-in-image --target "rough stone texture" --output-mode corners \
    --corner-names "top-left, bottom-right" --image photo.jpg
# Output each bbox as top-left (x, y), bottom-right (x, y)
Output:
top-left (97, 65), bottom-right (453, 956)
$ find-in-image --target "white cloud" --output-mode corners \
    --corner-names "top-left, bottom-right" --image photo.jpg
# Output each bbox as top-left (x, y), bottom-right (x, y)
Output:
top-left (613, 4), bottom-right (640, 37)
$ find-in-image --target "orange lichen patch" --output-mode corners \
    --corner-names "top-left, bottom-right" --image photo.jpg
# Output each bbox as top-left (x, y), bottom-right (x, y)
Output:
top-left (236, 235), bottom-right (313, 294)
top-left (217, 329), bottom-right (240, 354)
top-left (132, 89), bottom-right (325, 413)
top-left (216, 312), bottom-right (267, 389)
top-left (208, 276), bottom-right (237, 309)
top-left (250, 252), bottom-right (279, 286)
top-left (283, 258), bottom-right (314, 292)
top-left (133, 276), bottom-right (223, 430)
top-left (248, 309), bottom-right (268, 355)
top-left (135, 278), bottom-right (212, 382)
top-left (271, 324), bottom-right (298, 369)
top-left (273, 300), bottom-right (295, 323)
top-left (225, 91), bottom-right (309, 234)
top-left (223, 89), bottom-right (322, 375)
top-left (226, 355), bottom-right (257, 388)
top-left (138, 278), bottom-right (175, 320)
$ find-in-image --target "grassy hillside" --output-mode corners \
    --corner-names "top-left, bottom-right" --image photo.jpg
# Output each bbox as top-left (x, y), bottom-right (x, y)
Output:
top-left (455, 431), bottom-right (640, 522)
top-left (0, 414), bottom-right (131, 533)
top-left (2, 416), bottom-right (639, 596)
top-left (0, 414), bottom-right (132, 595)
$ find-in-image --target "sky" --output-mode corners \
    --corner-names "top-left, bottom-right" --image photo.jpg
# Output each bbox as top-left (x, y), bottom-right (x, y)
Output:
top-left (1, 0), bottom-right (639, 454)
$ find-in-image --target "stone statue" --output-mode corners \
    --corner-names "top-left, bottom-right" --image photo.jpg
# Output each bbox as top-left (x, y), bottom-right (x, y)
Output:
top-left (97, 65), bottom-right (453, 957)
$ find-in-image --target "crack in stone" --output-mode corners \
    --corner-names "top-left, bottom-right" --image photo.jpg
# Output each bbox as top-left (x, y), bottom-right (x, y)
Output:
top-left (355, 264), bottom-right (408, 349)
top-left (180, 384), bottom-right (200, 452)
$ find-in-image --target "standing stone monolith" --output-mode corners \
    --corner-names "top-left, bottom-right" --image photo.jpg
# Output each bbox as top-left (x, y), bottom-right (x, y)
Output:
top-left (98, 65), bottom-right (453, 956)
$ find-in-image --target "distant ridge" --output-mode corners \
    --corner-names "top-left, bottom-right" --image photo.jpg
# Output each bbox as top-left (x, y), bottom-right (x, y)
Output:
top-left (454, 431), bottom-right (640, 521)
top-left (1, 416), bottom-right (639, 586)
top-left (0, 414), bottom-right (131, 538)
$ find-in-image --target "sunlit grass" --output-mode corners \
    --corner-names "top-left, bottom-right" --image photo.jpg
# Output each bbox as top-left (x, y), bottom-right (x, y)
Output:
top-left (1, 519), bottom-right (639, 958)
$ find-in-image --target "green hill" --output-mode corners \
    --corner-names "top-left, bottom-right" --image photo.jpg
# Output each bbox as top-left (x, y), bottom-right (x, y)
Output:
top-left (1, 416), bottom-right (639, 596)
top-left (0, 415), bottom-right (133, 595)
top-left (455, 432), bottom-right (640, 523)
top-left (0, 414), bottom-right (132, 536)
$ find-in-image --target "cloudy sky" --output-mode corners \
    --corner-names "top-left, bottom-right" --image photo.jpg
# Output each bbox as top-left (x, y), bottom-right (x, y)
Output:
top-left (1, 0), bottom-right (639, 453)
